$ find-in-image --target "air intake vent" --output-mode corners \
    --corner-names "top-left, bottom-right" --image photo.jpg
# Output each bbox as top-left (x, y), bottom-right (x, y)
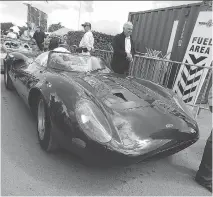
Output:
top-left (113, 93), bottom-right (128, 102)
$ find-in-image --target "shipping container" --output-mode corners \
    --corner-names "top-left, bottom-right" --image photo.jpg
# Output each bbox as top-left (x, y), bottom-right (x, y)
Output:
top-left (128, 2), bottom-right (212, 62)
top-left (128, 2), bottom-right (212, 104)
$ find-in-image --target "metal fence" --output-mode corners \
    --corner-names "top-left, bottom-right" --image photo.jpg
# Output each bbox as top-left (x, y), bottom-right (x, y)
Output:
top-left (130, 55), bottom-right (212, 117)
top-left (93, 49), bottom-right (212, 117)
top-left (91, 49), bottom-right (113, 68)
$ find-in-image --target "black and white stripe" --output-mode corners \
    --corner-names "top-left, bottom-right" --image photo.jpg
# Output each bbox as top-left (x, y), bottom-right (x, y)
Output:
top-left (173, 54), bottom-right (207, 104)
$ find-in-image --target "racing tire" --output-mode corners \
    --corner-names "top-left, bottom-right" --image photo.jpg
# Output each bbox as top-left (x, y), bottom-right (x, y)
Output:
top-left (36, 94), bottom-right (58, 152)
top-left (4, 65), bottom-right (14, 90)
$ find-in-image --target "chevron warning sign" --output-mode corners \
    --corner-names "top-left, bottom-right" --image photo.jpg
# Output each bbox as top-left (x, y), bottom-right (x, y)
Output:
top-left (173, 11), bottom-right (212, 105)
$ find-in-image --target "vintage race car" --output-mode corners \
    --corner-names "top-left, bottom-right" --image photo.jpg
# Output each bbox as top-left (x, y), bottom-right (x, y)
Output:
top-left (4, 50), bottom-right (199, 166)
top-left (1, 38), bottom-right (41, 73)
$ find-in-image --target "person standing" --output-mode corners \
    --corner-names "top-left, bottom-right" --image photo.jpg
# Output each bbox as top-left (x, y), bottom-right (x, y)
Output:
top-left (33, 26), bottom-right (46, 51)
top-left (21, 22), bottom-right (34, 41)
top-left (48, 34), bottom-right (60, 51)
top-left (110, 21), bottom-right (135, 76)
top-left (195, 86), bottom-right (212, 193)
top-left (77, 22), bottom-right (94, 54)
top-left (43, 35), bottom-right (50, 52)
top-left (60, 34), bottom-right (70, 51)
top-left (62, 34), bottom-right (68, 44)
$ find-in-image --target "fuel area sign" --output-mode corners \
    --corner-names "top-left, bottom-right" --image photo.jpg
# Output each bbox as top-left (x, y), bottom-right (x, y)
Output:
top-left (173, 11), bottom-right (212, 105)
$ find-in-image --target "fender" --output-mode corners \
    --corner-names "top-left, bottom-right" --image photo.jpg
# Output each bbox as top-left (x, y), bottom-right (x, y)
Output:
top-left (5, 52), bottom-right (33, 71)
top-left (28, 74), bottom-right (87, 139)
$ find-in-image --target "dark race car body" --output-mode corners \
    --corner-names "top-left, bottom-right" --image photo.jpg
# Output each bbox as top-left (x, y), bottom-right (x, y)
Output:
top-left (0, 45), bottom-right (7, 73)
top-left (4, 50), bottom-right (199, 166)
top-left (1, 38), bottom-right (41, 73)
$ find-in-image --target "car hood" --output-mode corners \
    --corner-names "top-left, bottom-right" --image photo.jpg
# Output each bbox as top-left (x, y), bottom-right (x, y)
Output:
top-left (70, 73), bottom-right (178, 110)
top-left (63, 72), bottom-right (198, 144)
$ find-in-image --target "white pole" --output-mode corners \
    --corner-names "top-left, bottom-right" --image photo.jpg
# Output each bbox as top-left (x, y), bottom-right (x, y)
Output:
top-left (78, 1), bottom-right (82, 30)
top-left (39, 11), bottom-right (41, 26)
top-left (23, 3), bottom-right (29, 25)
top-left (89, 12), bottom-right (91, 21)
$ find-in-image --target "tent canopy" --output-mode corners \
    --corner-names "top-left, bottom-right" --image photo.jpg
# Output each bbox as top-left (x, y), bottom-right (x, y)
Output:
top-left (10, 26), bottom-right (20, 33)
top-left (51, 27), bottom-right (73, 36)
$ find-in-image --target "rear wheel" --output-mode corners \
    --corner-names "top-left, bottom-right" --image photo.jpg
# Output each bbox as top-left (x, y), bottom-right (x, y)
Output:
top-left (4, 65), bottom-right (13, 90)
top-left (36, 95), bottom-right (58, 152)
top-left (1, 59), bottom-right (5, 74)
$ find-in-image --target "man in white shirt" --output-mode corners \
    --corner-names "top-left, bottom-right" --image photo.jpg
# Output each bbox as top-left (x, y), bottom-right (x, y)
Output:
top-left (6, 28), bottom-right (17, 39)
top-left (21, 23), bottom-right (35, 41)
top-left (110, 22), bottom-right (135, 75)
top-left (77, 22), bottom-right (94, 54)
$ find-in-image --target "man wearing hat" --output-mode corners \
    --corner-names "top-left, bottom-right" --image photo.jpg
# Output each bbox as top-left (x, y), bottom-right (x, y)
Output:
top-left (77, 22), bottom-right (94, 54)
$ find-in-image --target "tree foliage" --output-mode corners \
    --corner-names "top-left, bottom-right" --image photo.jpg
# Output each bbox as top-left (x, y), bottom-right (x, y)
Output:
top-left (67, 31), bottom-right (114, 51)
top-left (1, 22), bottom-right (14, 33)
top-left (48, 22), bottom-right (64, 32)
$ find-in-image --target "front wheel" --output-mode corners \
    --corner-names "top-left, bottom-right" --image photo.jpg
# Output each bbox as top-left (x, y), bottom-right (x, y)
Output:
top-left (4, 64), bottom-right (14, 90)
top-left (36, 95), bottom-right (58, 152)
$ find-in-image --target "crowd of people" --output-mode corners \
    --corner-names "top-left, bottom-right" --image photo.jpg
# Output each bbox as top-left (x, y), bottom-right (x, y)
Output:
top-left (4, 21), bottom-right (96, 55)
top-left (3, 20), bottom-right (135, 78)
top-left (4, 23), bottom-right (66, 52)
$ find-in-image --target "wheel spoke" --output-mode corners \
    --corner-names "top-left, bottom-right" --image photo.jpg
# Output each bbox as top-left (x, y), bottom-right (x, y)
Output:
top-left (5, 67), bottom-right (7, 85)
top-left (38, 99), bottom-right (45, 140)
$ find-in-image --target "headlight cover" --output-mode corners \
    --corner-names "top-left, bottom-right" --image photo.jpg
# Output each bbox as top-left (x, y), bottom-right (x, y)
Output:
top-left (75, 99), bottom-right (112, 143)
top-left (173, 95), bottom-right (194, 119)
top-left (111, 116), bottom-right (170, 155)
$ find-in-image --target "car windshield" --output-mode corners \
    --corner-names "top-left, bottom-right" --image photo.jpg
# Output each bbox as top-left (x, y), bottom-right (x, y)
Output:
top-left (48, 51), bottom-right (111, 73)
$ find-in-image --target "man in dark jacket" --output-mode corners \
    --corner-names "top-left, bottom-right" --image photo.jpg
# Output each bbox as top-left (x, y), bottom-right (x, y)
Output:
top-left (33, 26), bottom-right (46, 51)
top-left (195, 86), bottom-right (212, 193)
top-left (111, 21), bottom-right (135, 76)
